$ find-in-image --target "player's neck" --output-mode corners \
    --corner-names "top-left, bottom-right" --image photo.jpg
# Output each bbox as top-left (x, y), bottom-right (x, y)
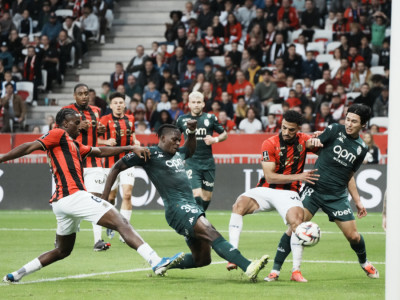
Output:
top-left (75, 103), bottom-right (88, 110)
top-left (113, 112), bottom-right (124, 118)
top-left (190, 111), bottom-right (202, 117)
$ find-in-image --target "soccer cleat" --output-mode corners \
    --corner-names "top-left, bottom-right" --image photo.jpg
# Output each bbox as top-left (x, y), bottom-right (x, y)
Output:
top-left (93, 240), bottom-right (111, 251)
top-left (361, 261), bottom-right (379, 279)
top-left (291, 270), bottom-right (308, 282)
top-left (152, 252), bottom-right (185, 276)
top-left (264, 271), bottom-right (279, 282)
top-left (106, 228), bottom-right (115, 239)
top-left (245, 254), bottom-right (269, 281)
top-left (3, 274), bottom-right (17, 283)
top-left (226, 262), bottom-right (238, 271)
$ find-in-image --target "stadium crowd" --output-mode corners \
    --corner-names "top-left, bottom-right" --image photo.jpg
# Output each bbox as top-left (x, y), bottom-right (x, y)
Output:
top-left (0, 0), bottom-right (391, 141)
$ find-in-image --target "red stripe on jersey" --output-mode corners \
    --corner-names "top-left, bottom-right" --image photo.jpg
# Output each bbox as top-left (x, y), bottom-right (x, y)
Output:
top-left (37, 128), bottom-right (91, 202)
top-left (257, 132), bottom-right (311, 192)
top-left (99, 114), bottom-right (135, 168)
top-left (62, 104), bottom-right (102, 168)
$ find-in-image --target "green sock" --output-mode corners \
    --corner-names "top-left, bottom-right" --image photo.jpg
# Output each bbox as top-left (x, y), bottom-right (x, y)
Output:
top-left (272, 233), bottom-right (292, 271)
top-left (350, 234), bottom-right (367, 264)
top-left (194, 196), bottom-right (210, 211)
top-left (203, 200), bottom-right (210, 211)
top-left (168, 253), bottom-right (197, 269)
top-left (212, 236), bottom-right (251, 271)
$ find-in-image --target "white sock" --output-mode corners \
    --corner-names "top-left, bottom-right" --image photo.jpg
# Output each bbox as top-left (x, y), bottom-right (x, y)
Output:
top-left (228, 213), bottom-right (243, 249)
top-left (270, 269), bottom-right (280, 276)
top-left (92, 223), bottom-right (102, 243)
top-left (291, 233), bottom-right (304, 271)
top-left (137, 243), bottom-right (162, 268)
top-left (120, 209), bottom-right (132, 223)
top-left (12, 258), bottom-right (42, 281)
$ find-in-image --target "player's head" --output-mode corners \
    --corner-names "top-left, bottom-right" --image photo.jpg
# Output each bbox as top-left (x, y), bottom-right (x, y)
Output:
top-left (157, 124), bottom-right (181, 155)
top-left (56, 108), bottom-right (81, 139)
top-left (109, 92), bottom-right (126, 117)
top-left (73, 83), bottom-right (89, 108)
top-left (281, 110), bottom-right (303, 143)
top-left (345, 104), bottom-right (371, 136)
top-left (188, 91), bottom-right (205, 116)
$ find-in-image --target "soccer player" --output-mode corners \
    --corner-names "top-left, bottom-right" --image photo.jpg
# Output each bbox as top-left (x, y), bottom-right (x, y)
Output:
top-left (98, 92), bottom-right (138, 242)
top-left (266, 104), bottom-right (379, 281)
top-left (63, 83), bottom-right (109, 251)
top-left (2, 109), bottom-right (184, 283)
top-left (176, 91), bottom-right (227, 211)
top-left (102, 122), bottom-right (270, 281)
top-left (227, 110), bottom-right (322, 282)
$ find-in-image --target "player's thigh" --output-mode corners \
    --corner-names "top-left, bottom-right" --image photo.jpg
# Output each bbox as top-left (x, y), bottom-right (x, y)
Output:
top-left (334, 219), bottom-right (359, 242)
top-left (186, 167), bottom-right (202, 190)
top-left (200, 169), bottom-right (215, 196)
top-left (232, 193), bottom-right (260, 215)
top-left (119, 167), bottom-right (135, 187)
top-left (167, 202), bottom-right (205, 239)
top-left (300, 186), bottom-right (320, 218)
top-left (84, 167), bottom-right (107, 194)
top-left (266, 189), bottom-right (303, 225)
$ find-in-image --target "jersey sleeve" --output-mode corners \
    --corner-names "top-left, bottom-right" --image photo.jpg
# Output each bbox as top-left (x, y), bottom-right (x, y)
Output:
top-left (212, 114), bottom-right (225, 134)
top-left (36, 129), bottom-right (64, 150)
top-left (122, 149), bottom-right (147, 168)
top-left (261, 138), bottom-right (276, 163)
top-left (352, 147), bottom-right (368, 172)
top-left (179, 146), bottom-right (190, 160)
top-left (318, 123), bottom-right (339, 145)
top-left (76, 141), bottom-right (92, 160)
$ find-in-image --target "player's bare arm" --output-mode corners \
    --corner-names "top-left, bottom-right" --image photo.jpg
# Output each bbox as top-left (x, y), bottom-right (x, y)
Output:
top-left (0, 141), bottom-right (43, 163)
top-left (262, 161), bottom-right (319, 185)
top-left (184, 119), bottom-right (197, 158)
top-left (90, 145), bottom-right (150, 160)
top-left (348, 174), bottom-right (367, 219)
top-left (101, 159), bottom-right (130, 200)
top-left (306, 137), bottom-right (324, 149)
top-left (203, 130), bottom-right (227, 145)
top-left (97, 137), bottom-right (117, 146)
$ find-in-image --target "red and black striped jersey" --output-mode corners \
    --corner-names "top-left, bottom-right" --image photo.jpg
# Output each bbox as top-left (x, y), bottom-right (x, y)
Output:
top-left (37, 128), bottom-right (92, 202)
top-left (62, 104), bottom-right (102, 168)
top-left (99, 114), bottom-right (135, 168)
top-left (257, 132), bottom-right (311, 193)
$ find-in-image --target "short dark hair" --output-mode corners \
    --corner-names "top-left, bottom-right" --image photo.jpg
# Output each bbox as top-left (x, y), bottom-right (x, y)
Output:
top-left (56, 108), bottom-right (78, 126)
top-left (157, 124), bottom-right (179, 137)
top-left (110, 92), bottom-right (126, 102)
top-left (4, 82), bottom-right (13, 89)
top-left (74, 83), bottom-right (88, 93)
top-left (282, 110), bottom-right (304, 125)
top-left (347, 104), bottom-right (371, 125)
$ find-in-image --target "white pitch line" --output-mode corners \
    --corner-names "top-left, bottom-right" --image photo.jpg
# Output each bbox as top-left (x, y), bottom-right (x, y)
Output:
top-left (0, 259), bottom-right (385, 286)
top-left (0, 228), bottom-right (386, 235)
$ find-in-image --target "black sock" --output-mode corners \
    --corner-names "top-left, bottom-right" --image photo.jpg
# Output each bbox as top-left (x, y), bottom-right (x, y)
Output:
top-left (350, 234), bottom-right (367, 264)
top-left (272, 233), bottom-right (292, 271)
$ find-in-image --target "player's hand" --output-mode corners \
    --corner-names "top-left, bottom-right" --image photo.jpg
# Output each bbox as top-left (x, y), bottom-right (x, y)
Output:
top-left (107, 138), bottom-right (116, 146)
top-left (309, 138), bottom-right (323, 148)
top-left (186, 119), bottom-right (197, 132)
top-left (80, 120), bottom-right (90, 131)
top-left (204, 135), bottom-right (217, 145)
top-left (97, 122), bottom-right (106, 134)
top-left (312, 131), bottom-right (323, 138)
top-left (134, 139), bottom-right (141, 146)
top-left (356, 202), bottom-right (367, 219)
top-left (131, 146), bottom-right (150, 161)
top-left (298, 169), bottom-right (319, 185)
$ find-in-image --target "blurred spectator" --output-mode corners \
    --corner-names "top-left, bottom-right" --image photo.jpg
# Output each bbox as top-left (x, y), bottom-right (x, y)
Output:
top-left (11, 65), bottom-right (22, 82)
top-left (325, 11), bottom-right (337, 31)
top-left (0, 83), bottom-right (26, 132)
top-left (314, 102), bottom-right (334, 131)
top-left (239, 107), bottom-right (263, 133)
top-left (57, 30), bottom-right (74, 80)
top-left (219, 0), bottom-right (233, 26)
top-left (187, 18), bottom-right (201, 40)
top-left (338, 35), bottom-right (350, 58)
top-left (210, 0), bottom-right (225, 15)
top-left (317, 69), bottom-right (338, 96)
top-left (300, 0), bottom-right (320, 41)
top-left (328, 48), bottom-right (342, 78)
top-left (0, 71), bottom-right (16, 97)
top-left (181, 1), bottom-right (197, 29)
top-left (224, 12), bottom-right (242, 44)
top-left (168, 98), bottom-right (184, 121)
top-left (8, 29), bottom-right (22, 66)
top-left (227, 41), bottom-right (242, 68)
top-left (263, 21), bottom-right (276, 55)
top-left (41, 35), bottom-right (60, 91)
top-left (41, 12), bottom-right (62, 42)
top-left (202, 81), bottom-right (214, 108)
top-left (332, 11), bottom-right (350, 41)
top-left (234, 0), bottom-right (256, 33)
top-left (347, 46), bottom-right (364, 70)
top-left (143, 80), bottom-right (161, 103)
top-left (334, 58), bottom-right (352, 90)
top-left (23, 46), bottom-right (41, 101)
top-left (350, 61), bottom-right (373, 92)
top-left (149, 41), bottom-right (159, 64)
top-left (353, 83), bottom-right (374, 109)
top-left (279, 76), bottom-right (294, 100)
top-left (213, 70), bottom-right (228, 101)
top-left (154, 53), bottom-right (168, 75)
top-left (266, 32), bottom-right (285, 65)
top-left (317, 82), bottom-right (334, 110)
top-left (283, 44), bottom-right (303, 79)
top-left (223, 55), bottom-right (237, 84)
top-left (348, 22), bottom-right (364, 48)
top-left (294, 82), bottom-right (310, 110)
top-left (193, 46), bottom-right (213, 72)
top-left (220, 91), bottom-right (234, 119)
top-left (264, 114), bottom-right (279, 133)
top-left (303, 104), bottom-right (314, 125)
top-left (344, 0), bottom-right (361, 24)
top-left (100, 81), bottom-right (111, 103)
top-left (80, 4), bottom-right (99, 44)
top-left (165, 10), bottom-right (184, 42)
top-left (234, 95), bottom-right (248, 126)
top-left (378, 39), bottom-right (390, 68)
top-left (246, 36), bottom-right (263, 65)
top-left (254, 69), bottom-right (278, 110)
top-left (227, 69), bottom-right (251, 103)
top-left (218, 110), bottom-right (236, 133)
top-left (245, 57), bottom-right (262, 87)
top-left (0, 41), bottom-right (13, 71)
top-left (126, 45), bottom-right (148, 78)
top-left (134, 107), bottom-right (150, 129)
top-left (211, 15), bottom-right (225, 38)
top-left (330, 0), bottom-right (351, 13)
top-left (359, 36), bottom-right (372, 67)
top-left (202, 26), bottom-right (223, 56)
top-left (264, 0), bottom-right (278, 24)
top-left (203, 62), bottom-right (214, 82)
top-left (88, 88), bottom-right (108, 116)
top-left (36, 1), bottom-right (51, 32)
top-left (180, 59), bottom-right (197, 89)
top-left (301, 122), bottom-right (312, 133)
top-left (189, 72), bottom-right (205, 92)
top-left (18, 10), bottom-right (33, 37)
top-left (248, 8), bottom-right (266, 35)
top-left (144, 98), bottom-right (159, 130)
top-left (110, 62), bottom-right (127, 90)
top-left (178, 90), bottom-right (190, 114)
top-left (0, 12), bottom-right (15, 39)
top-left (185, 32), bottom-right (202, 59)
top-left (136, 121), bottom-right (152, 134)
top-left (286, 89), bottom-right (302, 108)
top-left (162, 78), bottom-right (181, 102)
top-left (157, 92), bottom-right (171, 112)
top-left (373, 85), bottom-right (389, 117)
top-left (94, 0), bottom-right (114, 44)
top-left (31, 125), bottom-right (41, 134)
top-left (301, 50), bottom-right (321, 81)
top-left (369, 124), bottom-right (379, 135)
top-left (198, 1), bottom-right (215, 32)
top-left (362, 132), bottom-right (380, 164)
top-left (116, 85), bottom-right (132, 106)
top-left (277, 0), bottom-right (300, 31)
top-left (63, 16), bottom-right (84, 68)
top-left (240, 49), bottom-right (250, 72)
top-left (125, 75), bottom-right (142, 98)
top-left (138, 59), bottom-right (162, 90)
top-left (154, 109), bottom-right (174, 131)
top-left (329, 92), bottom-right (344, 121)
top-left (175, 27), bottom-right (187, 48)
top-left (371, 11), bottom-right (388, 51)
top-left (41, 115), bottom-right (55, 133)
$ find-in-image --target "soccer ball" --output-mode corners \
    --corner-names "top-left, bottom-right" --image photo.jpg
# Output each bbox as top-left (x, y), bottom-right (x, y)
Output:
top-left (295, 222), bottom-right (321, 247)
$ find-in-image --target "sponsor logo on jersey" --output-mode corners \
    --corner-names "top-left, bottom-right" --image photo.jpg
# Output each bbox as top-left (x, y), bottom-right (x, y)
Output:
top-left (166, 158), bottom-right (185, 170)
top-left (332, 208), bottom-right (352, 217)
top-left (263, 151), bottom-right (270, 161)
top-left (333, 145), bottom-right (357, 165)
top-left (185, 128), bottom-right (207, 136)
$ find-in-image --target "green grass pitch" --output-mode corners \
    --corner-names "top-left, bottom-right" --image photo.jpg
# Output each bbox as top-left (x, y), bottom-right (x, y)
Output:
top-left (0, 210), bottom-right (385, 299)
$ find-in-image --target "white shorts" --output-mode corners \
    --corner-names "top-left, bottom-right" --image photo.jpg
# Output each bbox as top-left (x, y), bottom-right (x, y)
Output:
top-left (83, 167), bottom-right (107, 194)
top-left (104, 167), bottom-right (135, 191)
top-left (52, 190), bottom-right (114, 235)
top-left (241, 187), bottom-right (303, 225)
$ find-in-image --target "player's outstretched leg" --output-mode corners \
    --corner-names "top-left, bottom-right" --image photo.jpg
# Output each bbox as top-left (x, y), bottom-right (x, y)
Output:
top-left (336, 220), bottom-right (379, 279)
top-left (3, 233), bottom-right (76, 283)
top-left (264, 232), bottom-right (292, 282)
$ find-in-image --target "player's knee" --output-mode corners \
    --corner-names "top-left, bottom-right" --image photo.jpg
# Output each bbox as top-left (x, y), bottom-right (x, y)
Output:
top-left (232, 196), bottom-right (250, 215)
top-left (346, 231), bottom-right (360, 244)
top-left (195, 255), bottom-right (212, 267)
top-left (56, 247), bottom-right (73, 259)
top-left (122, 191), bottom-right (132, 201)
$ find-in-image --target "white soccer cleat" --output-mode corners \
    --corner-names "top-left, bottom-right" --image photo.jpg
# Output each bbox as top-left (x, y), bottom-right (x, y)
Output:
top-left (245, 255), bottom-right (269, 281)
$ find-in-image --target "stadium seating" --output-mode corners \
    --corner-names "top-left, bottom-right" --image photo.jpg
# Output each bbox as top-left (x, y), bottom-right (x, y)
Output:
top-left (313, 79), bottom-right (325, 90)
top-left (371, 54), bottom-right (379, 67)
top-left (326, 41), bottom-right (341, 54)
top-left (316, 54), bottom-right (333, 67)
top-left (211, 56), bottom-right (226, 68)
top-left (370, 66), bottom-right (385, 75)
top-left (313, 30), bottom-right (333, 43)
top-left (369, 117), bottom-right (389, 132)
top-left (306, 42), bottom-right (325, 56)
top-left (16, 82), bottom-right (34, 104)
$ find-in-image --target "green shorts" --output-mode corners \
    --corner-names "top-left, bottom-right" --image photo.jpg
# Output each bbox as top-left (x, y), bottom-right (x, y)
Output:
top-left (166, 201), bottom-right (205, 238)
top-left (301, 186), bottom-right (355, 222)
top-left (185, 167), bottom-right (215, 192)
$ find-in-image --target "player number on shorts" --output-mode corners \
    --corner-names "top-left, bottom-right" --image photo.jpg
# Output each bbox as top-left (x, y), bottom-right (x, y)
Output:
top-left (186, 169), bottom-right (193, 179)
top-left (301, 187), bottom-right (314, 200)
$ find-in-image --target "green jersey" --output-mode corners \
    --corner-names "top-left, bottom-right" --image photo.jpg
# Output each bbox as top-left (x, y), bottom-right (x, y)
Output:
top-left (122, 146), bottom-right (196, 212)
top-left (312, 123), bottom-right (368, 198)
top-left (176, 113), bottom-right (225, 170)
